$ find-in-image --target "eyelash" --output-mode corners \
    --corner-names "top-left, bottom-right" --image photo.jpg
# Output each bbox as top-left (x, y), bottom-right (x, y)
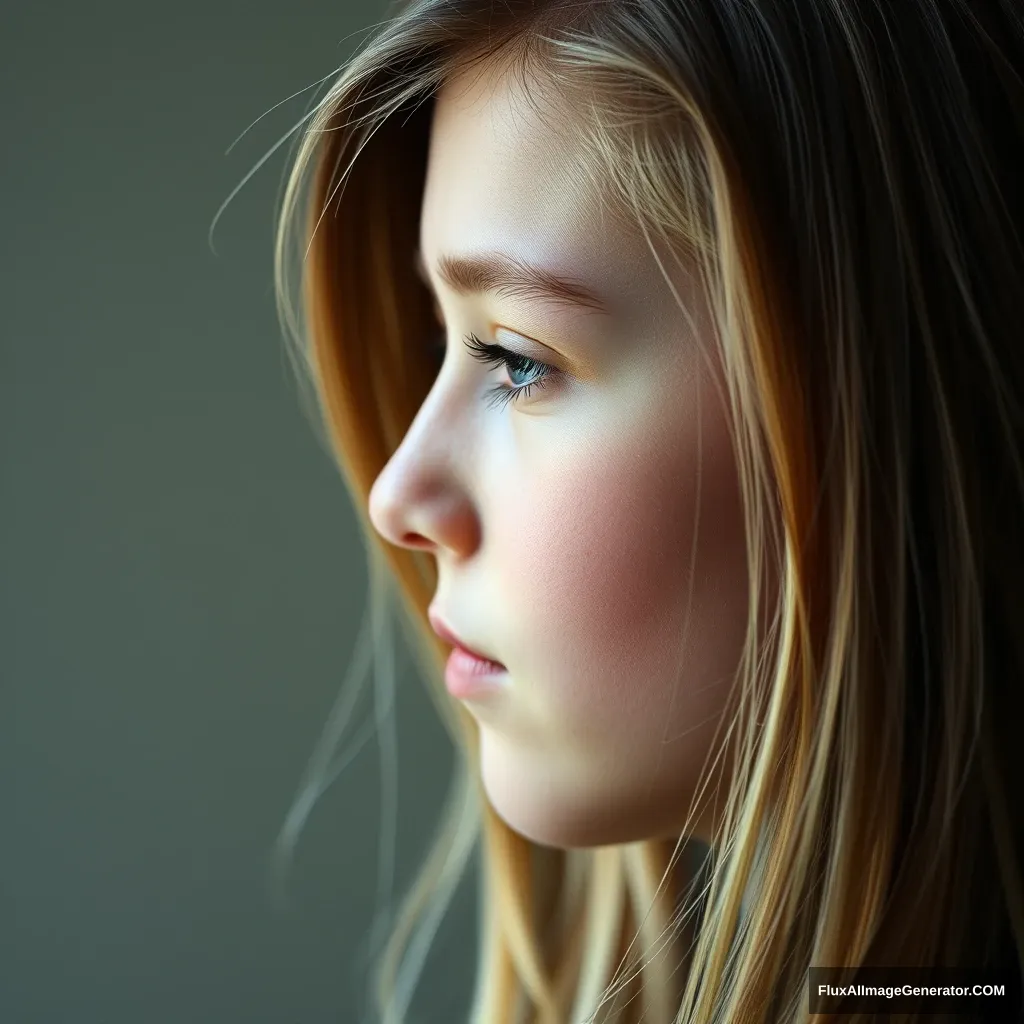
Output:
top-left (432, 330), bottom-right (558, 410)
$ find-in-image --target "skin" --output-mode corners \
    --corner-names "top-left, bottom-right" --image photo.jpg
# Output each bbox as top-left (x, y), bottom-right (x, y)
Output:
top-left (368, 58), bottom-right (751, 849)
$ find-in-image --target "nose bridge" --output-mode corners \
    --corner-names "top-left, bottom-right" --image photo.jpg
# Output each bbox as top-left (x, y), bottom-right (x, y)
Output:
top-left (367, 375), bottom-right (477, 551)
top-left (391, 371), bottom-right (469, 483)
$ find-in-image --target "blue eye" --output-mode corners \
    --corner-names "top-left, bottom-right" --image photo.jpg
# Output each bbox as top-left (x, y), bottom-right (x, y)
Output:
top-left (431, 330), bottom-right (559, 410)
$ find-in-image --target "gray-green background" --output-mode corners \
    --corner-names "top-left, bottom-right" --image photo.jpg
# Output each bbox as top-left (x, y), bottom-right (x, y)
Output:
top-left (2, 3), bottom-right (475, 1021)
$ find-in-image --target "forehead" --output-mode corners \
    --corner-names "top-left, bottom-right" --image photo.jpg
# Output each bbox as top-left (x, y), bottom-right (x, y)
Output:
top-left (422, 62), bottom-right (592, 237)
top-left (417, 56), bottom-right (721, 358)
top-left (419, 62), bottom-right (672, 315)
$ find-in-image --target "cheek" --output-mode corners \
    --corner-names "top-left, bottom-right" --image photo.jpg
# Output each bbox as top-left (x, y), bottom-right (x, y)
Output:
top-left (523, 455), bottom-right (689, 674)
top-left (490, 380), bottom-right (748, 750)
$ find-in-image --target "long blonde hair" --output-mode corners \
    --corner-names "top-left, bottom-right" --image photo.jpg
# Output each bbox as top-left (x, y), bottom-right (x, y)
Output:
top-left (267, 1), bottom-right (1024, 1021)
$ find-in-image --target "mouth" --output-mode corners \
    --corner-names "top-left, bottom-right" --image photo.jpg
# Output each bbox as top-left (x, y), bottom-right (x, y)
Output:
top-left (428, 608), bottom-right (506, 669)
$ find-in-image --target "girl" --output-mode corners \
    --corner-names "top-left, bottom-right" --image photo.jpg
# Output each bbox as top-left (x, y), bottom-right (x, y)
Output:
top-left (270, 1), bottom-right (1024, 1021)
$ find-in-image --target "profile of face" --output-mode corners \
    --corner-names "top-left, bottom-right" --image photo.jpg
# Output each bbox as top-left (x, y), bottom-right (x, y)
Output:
top-left (369, 58), bottom-right (751, 849)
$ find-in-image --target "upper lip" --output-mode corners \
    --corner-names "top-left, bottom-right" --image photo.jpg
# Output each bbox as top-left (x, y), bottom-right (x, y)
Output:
top-left (428, 608), bottom-right (504, 666)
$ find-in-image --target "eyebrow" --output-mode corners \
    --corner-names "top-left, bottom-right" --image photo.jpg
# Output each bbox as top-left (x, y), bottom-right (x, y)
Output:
top-left (413, 247), bottom-right (611, 316)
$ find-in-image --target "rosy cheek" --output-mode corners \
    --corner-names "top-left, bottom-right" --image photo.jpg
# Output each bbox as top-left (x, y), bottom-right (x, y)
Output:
top-left (487, 346), bottom-right (747, 742)
top-left (492, 417), bottom-right (699, 711)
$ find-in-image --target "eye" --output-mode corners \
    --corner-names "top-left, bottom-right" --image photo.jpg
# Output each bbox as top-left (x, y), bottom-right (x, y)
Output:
top-left (462, 332), bottom-right (560, 410)
top-left (429, 329), bottom-right (561, 410)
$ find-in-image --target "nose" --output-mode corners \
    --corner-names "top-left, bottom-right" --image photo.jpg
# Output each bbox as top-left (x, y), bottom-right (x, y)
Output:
top-left (367, 425), bottom-right (480, 556)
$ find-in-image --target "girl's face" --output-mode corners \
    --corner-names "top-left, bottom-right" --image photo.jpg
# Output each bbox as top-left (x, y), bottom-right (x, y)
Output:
top-left (369, 60), bottom-right (750, 848)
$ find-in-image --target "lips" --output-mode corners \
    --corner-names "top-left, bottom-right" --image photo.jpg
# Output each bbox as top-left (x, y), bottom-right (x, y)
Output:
top-left (428, 608), bottom-right (505, 668)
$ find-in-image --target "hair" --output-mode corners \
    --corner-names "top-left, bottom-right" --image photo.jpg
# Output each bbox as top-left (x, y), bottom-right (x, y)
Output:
top-left (265, 1), bottom-right (1024, 1021)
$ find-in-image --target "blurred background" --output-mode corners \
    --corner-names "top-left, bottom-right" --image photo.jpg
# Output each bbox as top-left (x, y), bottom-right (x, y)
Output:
top-left (1, 3), bottom-right (475, 1021)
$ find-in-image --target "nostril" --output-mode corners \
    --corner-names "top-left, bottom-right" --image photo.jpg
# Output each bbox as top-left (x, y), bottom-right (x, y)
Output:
top-left (399, 531), bottom-right (433, 548)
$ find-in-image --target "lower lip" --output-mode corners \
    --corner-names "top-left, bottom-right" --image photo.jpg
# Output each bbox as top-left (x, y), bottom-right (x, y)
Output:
top-left (444, 646), bottom-right (508, 699)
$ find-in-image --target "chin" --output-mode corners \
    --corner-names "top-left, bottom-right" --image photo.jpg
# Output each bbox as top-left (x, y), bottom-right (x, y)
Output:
top-left (477, 732), bottom-right (677, 849)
